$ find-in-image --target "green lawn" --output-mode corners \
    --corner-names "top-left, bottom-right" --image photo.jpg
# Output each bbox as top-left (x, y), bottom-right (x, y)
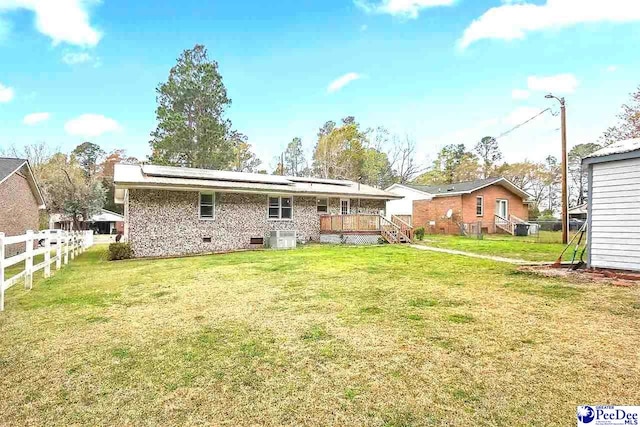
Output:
top-left (1, 244), bottom-right (638, 426)
top-left (417, 234), bottom-right (580, 262)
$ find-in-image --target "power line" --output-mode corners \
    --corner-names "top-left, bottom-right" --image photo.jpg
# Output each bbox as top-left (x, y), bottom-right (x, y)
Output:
top-left (494, 108), bottom-right (552, 141)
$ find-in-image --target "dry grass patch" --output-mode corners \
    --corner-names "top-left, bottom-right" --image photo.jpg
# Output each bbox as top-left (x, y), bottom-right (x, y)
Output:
top-left (0, 244), bottom-right (638, 426)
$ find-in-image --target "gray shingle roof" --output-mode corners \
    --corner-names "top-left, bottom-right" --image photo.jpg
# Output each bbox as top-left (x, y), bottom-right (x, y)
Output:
top-left (404, 177), bottom-right (503, 195)
top-left (0, 157), bottom-right (27, 182)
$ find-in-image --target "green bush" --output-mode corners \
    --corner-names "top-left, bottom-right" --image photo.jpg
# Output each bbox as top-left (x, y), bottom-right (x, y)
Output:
top-left (108, 242), bottom-right (134, 260)
top-left (414, 227), bottom-right (425, 241)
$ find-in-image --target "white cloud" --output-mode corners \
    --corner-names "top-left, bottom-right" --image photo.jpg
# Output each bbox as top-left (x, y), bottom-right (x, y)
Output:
top-left (355, 0), bottom-right (455, 18)
top-left (527, 73), bottom-right (578, 94)
top-left (459, 0), bottom-right (640, 49)
top-left (64, 114), bottom-right (121, 137)
top-left (0, 0), bottom-right (101, 47)
top-left (62, 51), bottom-right (91, 64)
top-left (512, 89), bottom-right (530, 100)
top-left (23, 112), bottom-right (50, 125)
top-left (606, 65), bottom-right (618, 72)
top-left (0, 82), bottom-right (14, 102)
top-left (327, 72), bottom-right (362, 93)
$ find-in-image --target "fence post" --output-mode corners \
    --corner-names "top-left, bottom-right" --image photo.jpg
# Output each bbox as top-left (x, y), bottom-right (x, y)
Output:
top-left (64, 231), bottom-right (69, 265)
top-left (25, 230), bottom-right (33, 290)
top-left (44, 230), bottom-right (51, 278)
top-left (0, 232), bottom-right (5, 311)
top-left (56, 231), bottom-right (62, 270)
top-left (71, 232), bottom-right (76, 260)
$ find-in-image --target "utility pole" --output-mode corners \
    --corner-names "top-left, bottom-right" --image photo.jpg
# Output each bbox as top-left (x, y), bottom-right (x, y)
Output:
top-left (546, 94), bottom-right (568, 244)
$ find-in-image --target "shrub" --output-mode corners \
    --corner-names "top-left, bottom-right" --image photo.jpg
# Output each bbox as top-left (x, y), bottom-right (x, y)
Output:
top-left (414, 227), bottom-right (425, 241)
top-left (108, 242), bottom-right (134, 260)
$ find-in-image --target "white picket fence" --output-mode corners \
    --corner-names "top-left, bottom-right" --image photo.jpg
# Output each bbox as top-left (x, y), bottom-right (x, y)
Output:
top-left (0, 230), bottom-right (94, 311)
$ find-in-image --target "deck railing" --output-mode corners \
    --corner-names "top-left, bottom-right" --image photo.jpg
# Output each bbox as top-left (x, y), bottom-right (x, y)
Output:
top-left (320, 214), bottom-right (413, 244)
top-left (320, 214), bottom-right (381, 232)
top-left (391, 215), bottom-right (414, 240)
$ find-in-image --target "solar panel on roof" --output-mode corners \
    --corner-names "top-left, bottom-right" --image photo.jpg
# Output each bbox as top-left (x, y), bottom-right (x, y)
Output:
top-left (287, 176), bottom-right (352, 186)
top-left (142, 165), bottom-right (294, 186)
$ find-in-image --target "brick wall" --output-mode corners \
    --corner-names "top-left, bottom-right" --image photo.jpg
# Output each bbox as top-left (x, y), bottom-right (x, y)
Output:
top-left (0, 172), bottom-right (41, 256)
top-left (461, 185), bottom-right (528, 223)
top-left (412, 184), bottom-right (529, 235)
top-left (413, 195), bottom-right (463, 234)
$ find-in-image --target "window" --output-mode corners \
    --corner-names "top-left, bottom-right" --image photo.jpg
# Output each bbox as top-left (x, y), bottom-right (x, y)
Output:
top-left (340, 199), bottom-right (350, 215)
top-left (317, 198), bottom-right (328, 213)
top-left (199, 192), bottom-right (215, 219)
top-left (476, 196), bottom-right (484, 216)
top-left (268, 196), bottom-right (293, 220)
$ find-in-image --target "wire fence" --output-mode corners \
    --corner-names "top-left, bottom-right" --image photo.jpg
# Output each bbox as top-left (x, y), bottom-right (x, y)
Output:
top-left (452, 220), bottom-right (584, 243)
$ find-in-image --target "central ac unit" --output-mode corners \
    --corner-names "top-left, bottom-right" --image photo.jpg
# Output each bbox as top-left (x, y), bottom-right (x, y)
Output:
top-left (269, 230), bottom-right (296, 249)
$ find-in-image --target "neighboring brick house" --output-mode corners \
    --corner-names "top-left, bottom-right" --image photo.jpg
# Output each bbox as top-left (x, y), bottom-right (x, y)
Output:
top-left (113, 164), bottom-right (400, 258)
top-left (0, 158), bottom-right (46, 256)
top-left (386, 177), bottom-right (532, 235)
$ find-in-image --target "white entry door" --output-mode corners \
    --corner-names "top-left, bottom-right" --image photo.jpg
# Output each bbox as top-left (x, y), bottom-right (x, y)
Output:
top-left (340, 199), bottom-right (350, 215)
top-left (495, 199), bottom-right (508, 219)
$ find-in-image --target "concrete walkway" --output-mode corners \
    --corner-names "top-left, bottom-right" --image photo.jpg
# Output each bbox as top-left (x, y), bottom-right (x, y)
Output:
top-left (410, 244), bottom-right (549, 266)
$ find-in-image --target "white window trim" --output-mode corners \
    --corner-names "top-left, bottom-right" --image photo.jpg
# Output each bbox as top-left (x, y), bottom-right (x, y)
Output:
top-left (316, 197), bottom-right (328, 214)
top-left (267, 195), bottom-right (294, 221)
top-left (496, 199), bottom-right (509, 218)
top-left (199, 192), bottom-right (216, 220)
top-left (340, 198), bottom-right (350, 215)
top-left (476, 195), bottom-right (484, 217)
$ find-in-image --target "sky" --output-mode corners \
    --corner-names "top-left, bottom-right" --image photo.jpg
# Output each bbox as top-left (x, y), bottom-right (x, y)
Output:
top-left (1, 0), bottom-right (639, 170)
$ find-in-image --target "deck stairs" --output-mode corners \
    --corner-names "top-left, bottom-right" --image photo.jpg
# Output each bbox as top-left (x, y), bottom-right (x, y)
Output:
top-left (381, 216), bottom-right (413, 244)
top-left (494, 214), bottom-right (525, 236)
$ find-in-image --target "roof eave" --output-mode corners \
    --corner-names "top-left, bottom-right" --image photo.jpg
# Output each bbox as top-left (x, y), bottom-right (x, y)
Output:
top-left (582, 149), bottom-right (640, 166)
top-left (114, 182), bottom-right (402, 200)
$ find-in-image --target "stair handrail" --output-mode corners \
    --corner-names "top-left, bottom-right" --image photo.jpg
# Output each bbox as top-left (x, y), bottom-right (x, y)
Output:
top-left (494, 213), bottom-right (515, 235)
top-left (510, 214), bottom-right (525, 224)
top-left (391, 215), bottom-right (414, 240)
top-left (380, 215), bottom-right (411, 243)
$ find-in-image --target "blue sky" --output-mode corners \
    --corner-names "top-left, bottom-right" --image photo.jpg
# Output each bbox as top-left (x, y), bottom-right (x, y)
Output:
top-left (1, 0), bottom-right (639, 169)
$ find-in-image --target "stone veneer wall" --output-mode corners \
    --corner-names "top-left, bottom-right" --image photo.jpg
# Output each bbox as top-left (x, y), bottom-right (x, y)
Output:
top-left (127, 190), bottom-right (322, 258)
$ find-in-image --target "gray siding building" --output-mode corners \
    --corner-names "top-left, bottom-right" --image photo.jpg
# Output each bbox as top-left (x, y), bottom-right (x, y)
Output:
top-left (583, 138), bottom-right (640, 271)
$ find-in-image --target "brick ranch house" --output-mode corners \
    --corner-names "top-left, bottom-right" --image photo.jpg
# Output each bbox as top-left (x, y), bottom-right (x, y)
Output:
top-left (113, 164), bottom-right (403, 258)
top-left (0, 157), bottom-right (46, 256)
top-left (386, 177), bottom-right (533, 235)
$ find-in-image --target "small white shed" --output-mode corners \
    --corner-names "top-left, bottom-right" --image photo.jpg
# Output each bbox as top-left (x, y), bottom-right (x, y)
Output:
top-left (583, 138), bottom-right (640, 271)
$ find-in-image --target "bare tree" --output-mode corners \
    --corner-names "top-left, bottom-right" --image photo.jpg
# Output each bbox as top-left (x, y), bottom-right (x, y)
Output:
top-left (389, 135), bottom-right (425, 184)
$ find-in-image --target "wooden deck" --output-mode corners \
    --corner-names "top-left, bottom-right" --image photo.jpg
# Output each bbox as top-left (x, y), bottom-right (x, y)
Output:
top-left (320, 215), bottom-right (413, 244)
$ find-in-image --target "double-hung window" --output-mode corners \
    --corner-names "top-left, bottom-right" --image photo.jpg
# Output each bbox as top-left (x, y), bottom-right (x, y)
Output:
top-left (200, 192), bottom-right (215, 219)
top-left (476, 196), bottom-right (484, 217)
top-left (316, 198), bottom-right (328, 213)
top-left (268, 196), bottom-right (292, 220)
